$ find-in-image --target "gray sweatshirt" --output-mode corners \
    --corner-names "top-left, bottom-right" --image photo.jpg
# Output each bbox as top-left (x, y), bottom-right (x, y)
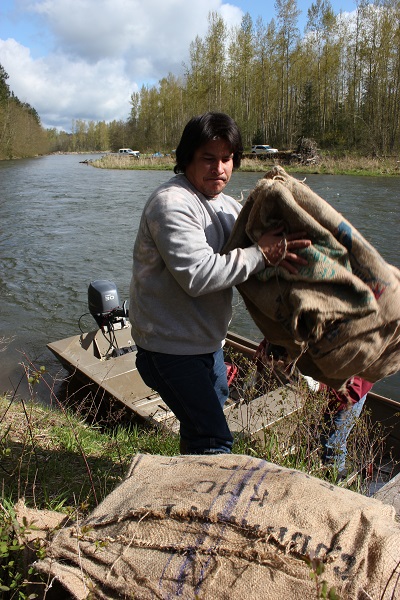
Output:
top-left (129, 174), bottom-right (265, 354)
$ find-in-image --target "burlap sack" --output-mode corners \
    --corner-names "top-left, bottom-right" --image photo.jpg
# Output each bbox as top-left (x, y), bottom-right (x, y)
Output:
top-left (35, 453), bottom-right (400, 599)
top-left (224, 166), bottom-right (400, 389)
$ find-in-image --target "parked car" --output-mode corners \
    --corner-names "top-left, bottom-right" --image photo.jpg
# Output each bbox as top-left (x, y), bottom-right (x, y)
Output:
top-left (118, 148), bottom-right (140, 157)
top-left (251, 144), bottom-right (279, 154)
top-left (151, 152), bottom-right (164, 158)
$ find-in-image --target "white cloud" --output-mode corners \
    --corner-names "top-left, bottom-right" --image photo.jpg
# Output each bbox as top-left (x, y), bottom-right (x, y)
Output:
top-left (26, 0), bottom-right (225, 69)
top-left (220, 3), bottom-right (244, 28)
top-left (1, 0), bottom-right (231, 130)
top-left (0, 37), bottom-right (136, 129)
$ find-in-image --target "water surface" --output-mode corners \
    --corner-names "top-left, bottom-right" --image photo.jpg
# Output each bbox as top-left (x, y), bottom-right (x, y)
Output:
top-left (1, 155), bottom-right (399, 401)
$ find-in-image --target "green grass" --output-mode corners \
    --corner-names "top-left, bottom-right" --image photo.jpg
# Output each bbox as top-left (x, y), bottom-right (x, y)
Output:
top-left (91, 154), bottom-right (175, 170)
top-left (0, 394), bottom-right (180, 510)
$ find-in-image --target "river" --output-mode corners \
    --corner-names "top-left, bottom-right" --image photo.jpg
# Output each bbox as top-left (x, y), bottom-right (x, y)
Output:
top-left (0, 154), bottom-right (399, 402)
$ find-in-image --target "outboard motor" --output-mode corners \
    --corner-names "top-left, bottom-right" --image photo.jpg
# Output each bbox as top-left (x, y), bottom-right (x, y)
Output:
top-left (88, 280), bottom-right (129, 330)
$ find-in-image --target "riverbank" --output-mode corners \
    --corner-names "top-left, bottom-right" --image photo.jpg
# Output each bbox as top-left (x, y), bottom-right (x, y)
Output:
top-left (0, 374), bottom-right (396, 597)
top-left (0, 370), bottom-right (383, 514)
top-left (91, 153), bottom-right (400, 177)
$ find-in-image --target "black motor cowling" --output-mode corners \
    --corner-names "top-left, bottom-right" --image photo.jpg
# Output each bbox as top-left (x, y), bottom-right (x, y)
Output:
top-left (88, 280), bottom-right (128, 328)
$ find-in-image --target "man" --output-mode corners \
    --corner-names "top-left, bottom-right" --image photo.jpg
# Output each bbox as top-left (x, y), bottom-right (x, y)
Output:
top-left (255, 339), bottom-right (373, 479)
top-left (129, 112), bottom-right (311, 454)
top-left (317, 377), bottom-right (373, 479)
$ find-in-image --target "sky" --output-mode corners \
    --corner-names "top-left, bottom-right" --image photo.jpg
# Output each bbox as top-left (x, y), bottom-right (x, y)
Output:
top-left (0, 0), bottom-right (359, 131)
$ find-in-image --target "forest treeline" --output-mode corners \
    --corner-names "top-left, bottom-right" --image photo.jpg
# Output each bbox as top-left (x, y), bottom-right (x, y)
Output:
top-left (0, 64), bottom-right (49, 160)
top-left (1, 0), bottom-right (399, 160)
top-left (127, 0), bottom-right (400, 155)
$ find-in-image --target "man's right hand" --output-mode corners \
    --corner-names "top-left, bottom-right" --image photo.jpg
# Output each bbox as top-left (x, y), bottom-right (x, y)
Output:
top-left (258, 226), bottom-right (311, 274)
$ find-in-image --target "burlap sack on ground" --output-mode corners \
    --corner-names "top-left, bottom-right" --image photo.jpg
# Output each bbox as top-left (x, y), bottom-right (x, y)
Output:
top-left (35, 453), bottom-right (400, 599)
top-left (224, 166), bottom-right (400, 388)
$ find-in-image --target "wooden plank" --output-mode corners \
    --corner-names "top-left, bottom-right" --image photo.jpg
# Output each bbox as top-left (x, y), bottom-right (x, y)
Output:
top-left (121, 392), bottom-right (180, 433)
top-left (225, 385), bottom-right (303, 440)
top-left (92, 369), bottom-right (153, 405)
top-left (373, 471), bottom-right (400, 519)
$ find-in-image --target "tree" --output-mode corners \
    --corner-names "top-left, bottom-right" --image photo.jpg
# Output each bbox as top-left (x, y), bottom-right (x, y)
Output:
top-left (358, 1), bottom-right (400, 153)
top-left (95, 121), bottom-right (109, 151)
top-left (204, 12), bottom-right (228, 111)
top-left (252, 17), bottom-right (279, 145)
top-left (302, 0), bottom-right (339, 142)
top-left (184, 35), bottom-right (208, 116)
top-left (108, 120), bottom-right (129, 153)
top-left (274, 0), bottom-right (301, 145)
top-left (0, 64), bottom-right (11, 103)
top-left (227, 13), bottom-right (256, 147)
top-left (157, 74), bottom-right (185, 149)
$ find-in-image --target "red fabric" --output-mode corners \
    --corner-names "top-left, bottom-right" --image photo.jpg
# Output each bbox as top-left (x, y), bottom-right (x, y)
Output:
top-left (225, 363), bottom-right (238, 386)
top-left (254, 339), bottom-right (373, 412)
top-left (319, 376), bottom-right (373, 411)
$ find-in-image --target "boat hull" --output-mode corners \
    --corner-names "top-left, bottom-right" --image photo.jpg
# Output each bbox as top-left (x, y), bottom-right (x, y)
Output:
top-left (48, 324), bottom-right (306, 438)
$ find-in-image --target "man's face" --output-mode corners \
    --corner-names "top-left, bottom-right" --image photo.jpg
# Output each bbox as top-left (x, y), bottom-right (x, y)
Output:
top-left (185, 138), bottom-right (234, 198)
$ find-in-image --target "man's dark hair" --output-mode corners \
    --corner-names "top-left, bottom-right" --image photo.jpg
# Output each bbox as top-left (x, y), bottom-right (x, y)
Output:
top-left (174, 112), bottom-right (243, 174)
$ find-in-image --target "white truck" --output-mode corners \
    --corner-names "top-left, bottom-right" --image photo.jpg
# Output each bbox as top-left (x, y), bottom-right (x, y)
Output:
top-left (251, 144), bottom-right (278, 155)
top-left (118, 148), bottom-right (140, 157)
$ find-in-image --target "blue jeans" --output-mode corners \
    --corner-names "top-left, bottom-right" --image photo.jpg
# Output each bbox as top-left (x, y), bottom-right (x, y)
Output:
top-left (135, 346), bottom-right (233, 454)
top-left (321, 395), bottom-right (367, 473)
